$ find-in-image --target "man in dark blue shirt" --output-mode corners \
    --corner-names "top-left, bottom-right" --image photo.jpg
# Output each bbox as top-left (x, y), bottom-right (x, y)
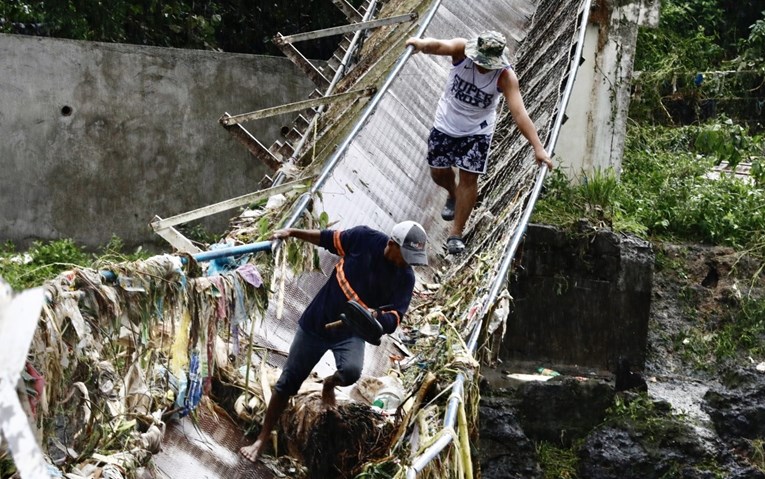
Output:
top-left (241, 221), bottom-right (428, 463)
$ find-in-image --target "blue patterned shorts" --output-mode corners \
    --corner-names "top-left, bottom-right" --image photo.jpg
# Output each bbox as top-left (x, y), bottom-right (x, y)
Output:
top-left (427, 128), bottom-right (491, 174)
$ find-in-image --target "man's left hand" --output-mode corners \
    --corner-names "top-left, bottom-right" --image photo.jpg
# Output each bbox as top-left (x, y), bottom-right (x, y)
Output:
top-left (535, 148), bottom-right (554, 170)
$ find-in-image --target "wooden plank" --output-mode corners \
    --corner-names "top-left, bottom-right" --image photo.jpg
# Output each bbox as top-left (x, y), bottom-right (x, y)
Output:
top-left (150, 179), bottom-right (308, 231)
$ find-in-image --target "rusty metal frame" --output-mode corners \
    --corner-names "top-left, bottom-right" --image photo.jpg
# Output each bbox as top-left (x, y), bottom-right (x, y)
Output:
top-left (273, 13), bottom-right (417, 46)
top-left (274, 35), bottom-right (330, 90)
top-left (219, 87), bottom-right (376, 126)
top-left (332, 0), bottom-right (362, 22)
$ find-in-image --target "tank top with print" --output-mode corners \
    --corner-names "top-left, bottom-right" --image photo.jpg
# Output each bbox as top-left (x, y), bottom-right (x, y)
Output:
top-left (433, 57), bottom-right (507, 137)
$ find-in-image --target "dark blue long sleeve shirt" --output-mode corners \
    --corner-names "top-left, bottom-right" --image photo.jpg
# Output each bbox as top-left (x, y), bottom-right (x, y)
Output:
top-left (298, 226), bottom-right (416, 340)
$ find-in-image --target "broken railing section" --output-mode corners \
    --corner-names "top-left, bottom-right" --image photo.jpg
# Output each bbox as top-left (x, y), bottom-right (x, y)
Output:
top-left (272, 13), bottom-right (418, 47)
top-left (220, 0), bottom-right (417, 185)
top-left (406, 0), bottom-right (594, 477)
top-left (153, 4), bottom-right (390, 258)
top-left (269, 0), bottom-right (380, 187)
top-left (219, 87), bottom-right (377, 128)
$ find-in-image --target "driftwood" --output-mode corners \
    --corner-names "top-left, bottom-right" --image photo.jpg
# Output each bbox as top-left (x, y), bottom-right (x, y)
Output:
top-left (391, 371), bottom-right (437, 448)
top-left (280, 394), bottom-right (395, 479)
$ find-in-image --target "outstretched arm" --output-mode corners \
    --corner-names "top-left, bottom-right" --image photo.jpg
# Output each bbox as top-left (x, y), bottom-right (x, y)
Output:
top-left (499, 69), bottom-right (553, 170)
top-left (406, 37), bottom-right (467, 63)
top-left (271, 228), bottom-right (321, 246)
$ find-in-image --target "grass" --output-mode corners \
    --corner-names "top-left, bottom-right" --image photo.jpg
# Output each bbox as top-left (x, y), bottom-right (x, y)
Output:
top-left (0, 236), bottom-right (150, 290)
top-left (535, 122), bottom-right (765, 255)
top-left (536, 440), bottom-right (580, 479)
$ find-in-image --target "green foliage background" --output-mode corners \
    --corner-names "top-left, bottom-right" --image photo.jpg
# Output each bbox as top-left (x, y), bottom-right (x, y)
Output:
top-left (536, 0), bottom-right (765, 256)
top-left (631, 0), bottom-right (765, 127)
top-left (0, 0), bottom-right (364, 58)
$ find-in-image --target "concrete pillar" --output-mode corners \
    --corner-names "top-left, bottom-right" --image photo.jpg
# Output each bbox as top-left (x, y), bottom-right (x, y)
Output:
top-left (556, 0), bottom-right (660, 182)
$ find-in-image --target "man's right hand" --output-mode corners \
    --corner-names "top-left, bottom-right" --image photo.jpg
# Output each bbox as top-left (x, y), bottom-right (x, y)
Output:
top-left (271, 229), bottom-right (292, 240)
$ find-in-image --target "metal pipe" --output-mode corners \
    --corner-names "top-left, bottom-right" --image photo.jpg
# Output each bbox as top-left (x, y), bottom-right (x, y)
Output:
top-left (405, 1), bottom-right (593, 476)
top-left (100, 240), bottom-right (273, 283)
top-left (280, 0), bottom-right (444, 229)
top-left (189, 241), bottom-right (273, 263)
top-left (407, 433), bottom-right (453, 479)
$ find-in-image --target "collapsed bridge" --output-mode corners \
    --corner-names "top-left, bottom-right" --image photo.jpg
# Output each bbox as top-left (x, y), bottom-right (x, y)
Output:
top-left (0, 0), bottom-right (655, 477)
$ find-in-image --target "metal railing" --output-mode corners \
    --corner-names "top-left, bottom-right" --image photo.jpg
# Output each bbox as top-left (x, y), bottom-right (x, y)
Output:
top-left (405, 0), bottom-right (593, 476)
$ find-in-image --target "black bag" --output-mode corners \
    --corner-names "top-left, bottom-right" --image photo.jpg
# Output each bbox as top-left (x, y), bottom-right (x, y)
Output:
top-left (339, 300), bottom-right (384, 345)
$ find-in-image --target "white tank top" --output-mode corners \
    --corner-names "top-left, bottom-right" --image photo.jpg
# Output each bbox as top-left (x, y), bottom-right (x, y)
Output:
top-left (433, 58), bottom-right (507, 137)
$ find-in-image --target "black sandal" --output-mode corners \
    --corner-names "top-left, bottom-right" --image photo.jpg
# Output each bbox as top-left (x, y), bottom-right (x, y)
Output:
top-left (446, 236), bottom-right (465, 255)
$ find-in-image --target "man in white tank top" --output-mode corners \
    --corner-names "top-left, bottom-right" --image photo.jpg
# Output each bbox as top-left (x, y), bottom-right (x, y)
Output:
top-left (406, 31), bottom-right (553, 255)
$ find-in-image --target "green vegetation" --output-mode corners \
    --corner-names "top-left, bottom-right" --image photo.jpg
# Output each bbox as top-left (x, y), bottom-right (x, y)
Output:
top-left (536, 0), bottom-right (765, 253)
top-left (536, 440), bottom-right (580, 479)
top-left (607, 393), bottom-right (666, 427)
top-left (749, 439), bottom-right (765, 471)
top-left (0, 236), bottom-right (150, 290)
top-left (631, 1), bottom-right (764, 128)
top-left (0, 0), bottom-right (363, 58)
top-left (535, 123), bottom-right (765, 251)
top-left (677, 295), bottom-right (765, 369)
top-left (534, 0), bottom-right (765, 375)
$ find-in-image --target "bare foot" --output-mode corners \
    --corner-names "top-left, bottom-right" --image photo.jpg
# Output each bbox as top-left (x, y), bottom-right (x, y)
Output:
top-left (322, 380), bottom-right (336, 408)
top-left (240, 439), bottom-right (264, 463)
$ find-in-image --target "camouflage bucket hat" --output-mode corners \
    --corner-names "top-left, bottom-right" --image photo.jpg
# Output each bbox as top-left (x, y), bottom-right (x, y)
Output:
top-left (465, 31), bottom-right (510, 70)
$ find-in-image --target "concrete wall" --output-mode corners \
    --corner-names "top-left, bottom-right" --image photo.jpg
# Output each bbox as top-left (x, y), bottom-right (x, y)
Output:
top-left (0, 34), bottom-right (317, 249)
top-left (503, 223), bottom-right (654, 371)
top-left (556, 0), bottom-right (660, 181)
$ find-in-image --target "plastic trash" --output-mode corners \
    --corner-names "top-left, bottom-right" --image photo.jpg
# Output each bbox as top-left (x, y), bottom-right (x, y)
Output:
top-left (372, 387), bottom-right (402, 412)
top-left (370, 375), bottom-right (404, 413)
top-left (537, 367), bottom-right (561, 377)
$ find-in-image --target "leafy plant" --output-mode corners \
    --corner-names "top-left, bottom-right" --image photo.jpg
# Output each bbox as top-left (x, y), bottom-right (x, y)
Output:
top-left (536, 440), bottom-right (580, 479)
top-left (730, 10), bottom-right (765, 69)
top-left (580, 168), bottom-right (620, 213)
top-left (537, 122), bottom-right (765, 253)
top-left (694, 119), bottom-right (763, 172)
top-left (0, 238), bottom-right (89, 289)
top-left (0, 237), bottom-right (149, 290)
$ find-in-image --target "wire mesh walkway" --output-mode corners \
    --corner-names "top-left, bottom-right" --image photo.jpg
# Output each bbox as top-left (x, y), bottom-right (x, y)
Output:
top-left (10, 0), bottom-right (589, 478)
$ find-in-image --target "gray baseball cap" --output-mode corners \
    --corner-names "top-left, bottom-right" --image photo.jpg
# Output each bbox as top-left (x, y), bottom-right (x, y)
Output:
top-left (465, 31), bottom-right (510, 70)
top-left (390, 221), bottom-right (428, 266)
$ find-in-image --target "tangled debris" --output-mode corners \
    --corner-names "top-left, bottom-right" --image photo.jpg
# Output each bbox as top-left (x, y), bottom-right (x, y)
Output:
top-left (1, 0), bottom-right (577, 476)
top-left (283, 398), bottom-right (395, 478)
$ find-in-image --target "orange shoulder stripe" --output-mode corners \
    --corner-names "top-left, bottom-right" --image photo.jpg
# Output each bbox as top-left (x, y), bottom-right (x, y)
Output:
top-left (333, 230), bottom-right (345, 256)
